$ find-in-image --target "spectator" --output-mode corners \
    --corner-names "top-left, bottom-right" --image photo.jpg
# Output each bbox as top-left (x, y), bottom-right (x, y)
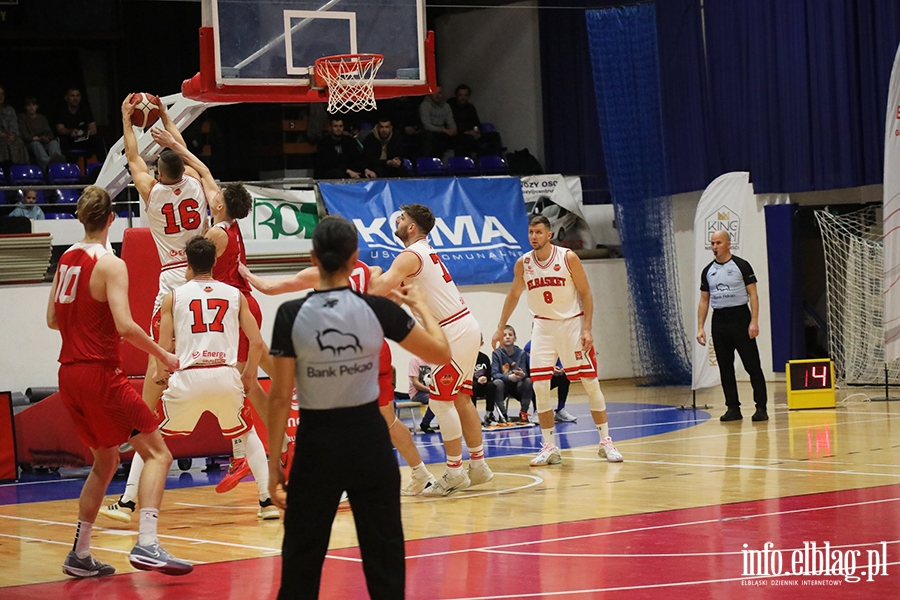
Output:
top-left (362, 117), bottom-right (407, 178)
top-left (55, 86), bottom-right (104, 160)
top-left (314, 116), bottom-right (364, 179)
top-left (408, 354), bottom-right (438, 434)
top-left (383, 96), bottom-right (423, 159)
top-left (0, 85), bottom-right (29, 166)
top-left (447, 84), bottom-right (481, 158)
top-left (418, 86), bottom-right (456, 158)
top-left (18, 95), bottom-right (66, 170)
top-left (491, 325), bottom-right (534, 423)
top-left (9, 188), bottom-right (45, 220)
top-left (472, 337), bottom-right (504, 426)
top-left (524, 340), bottom-right (576, 423)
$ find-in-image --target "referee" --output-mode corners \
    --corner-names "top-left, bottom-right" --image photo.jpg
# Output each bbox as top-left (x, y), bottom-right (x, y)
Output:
top-left (696, 230), bottom-right (768, 422)
top-left (265, 216), bottom-right (450, 599)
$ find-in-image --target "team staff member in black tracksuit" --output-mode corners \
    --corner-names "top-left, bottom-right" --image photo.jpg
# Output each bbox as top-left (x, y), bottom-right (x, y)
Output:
top-left (265, 216), bottom-right (450, 600)
top-left (696, 230), bottom-right (768, 422)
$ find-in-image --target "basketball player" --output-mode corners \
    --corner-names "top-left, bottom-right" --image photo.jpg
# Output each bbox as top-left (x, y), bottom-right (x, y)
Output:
top-left (120, 95), bottom-right (209, 413)
top-left (104, 237), bottom-right (279, 522)
top-left (240, 261), bottom-right (440, 495)
top-left (265, 216), bottom-right (450, 599)
top-left (148, 126), bottom-right (277, 494)
top-left (368, 203), bottom-right (493, 496)
top-left (50, 186), bottom-right (191, 577)
top-left (492, 215), bottom-right (623, 466)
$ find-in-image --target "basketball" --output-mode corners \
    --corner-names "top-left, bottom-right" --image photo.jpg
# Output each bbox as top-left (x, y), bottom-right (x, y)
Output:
top-left (130, 92), bottom-right (161, 128)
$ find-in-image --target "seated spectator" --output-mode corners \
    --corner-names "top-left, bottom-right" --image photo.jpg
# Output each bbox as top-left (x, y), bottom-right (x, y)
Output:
top-left (362, 117), bottom-right (408, 178)
top-left (469, 338), bottom-right (496, 424)
top-left (0, 85), bottom-right (29, 166)
top-left (491, 325), bottom-right (534, 423)
top-left (55, 86), bottom-right (105, 161)
top-left (447, 84), bottom-right (502, 157)
top-left (418, 86), bottom-right (456, 159)
top-left (9, 188), bottom-right (44, 220)
top-left (408, 354), bottom-right (437, 433)
top-left (524, 340), bottom-right (575, 423)
top-left (383, 96), bottom-right (423, 159)
top-left (314, 116), bottom-right (364, 179)
top-left (18, 95), bottom-right (66, 170)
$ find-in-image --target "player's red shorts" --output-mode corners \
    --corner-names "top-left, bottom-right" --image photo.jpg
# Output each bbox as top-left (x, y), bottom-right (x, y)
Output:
top-left (378, 341), bottom-right (394, 407)
top-left (58, 363), bottom-right (159, 449)
top-left (238, 292), bottom-right (263, 363)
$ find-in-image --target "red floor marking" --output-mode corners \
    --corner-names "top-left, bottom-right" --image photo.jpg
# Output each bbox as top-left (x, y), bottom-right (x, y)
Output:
top-left (5, 484), bottom-right (899, 599)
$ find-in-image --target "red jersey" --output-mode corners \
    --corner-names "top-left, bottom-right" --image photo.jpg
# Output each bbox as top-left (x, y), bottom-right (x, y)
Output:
top-left (349, 260), bottom-right (372, 293)
top-left (55, 243), bottom-right (121, 366)
top-left (212, 220), bottom-right (251, 294)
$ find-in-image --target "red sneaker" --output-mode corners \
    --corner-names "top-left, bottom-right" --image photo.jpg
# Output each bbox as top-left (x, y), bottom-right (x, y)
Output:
top-left (216, 457), bottom-right (250, 493)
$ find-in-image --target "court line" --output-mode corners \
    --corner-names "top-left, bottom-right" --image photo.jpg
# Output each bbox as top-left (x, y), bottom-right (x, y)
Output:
top-left (623, 449), bottom-right (900, 469)
top-left (563, 456), bottom-right (900, 478)
top-left (405, 493), bottom-right (900, 559)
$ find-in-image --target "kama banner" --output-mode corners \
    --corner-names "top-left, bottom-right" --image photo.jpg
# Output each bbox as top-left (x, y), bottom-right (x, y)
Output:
top-left (319, 178), bottom-right (530, 285)
top-left (242, 185), bottom-right (318, 240)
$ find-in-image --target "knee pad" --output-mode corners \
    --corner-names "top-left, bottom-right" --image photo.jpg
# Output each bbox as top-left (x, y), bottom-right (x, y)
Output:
top-left (429, 400), bottom-right (462, 441)
top-left (583, 377), bottom-right (606, 412)
top-left (533, 379), bottom-right (553, 414)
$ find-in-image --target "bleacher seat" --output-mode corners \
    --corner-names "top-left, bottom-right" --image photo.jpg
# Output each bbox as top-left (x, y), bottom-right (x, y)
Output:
top-left (402, 158), bottom-right (414, 175)
top-left (478, 155), bottom-right (509, 175)
top-left (47, 163), bottom-right (82, 184)
top-left (55, 189), bottom-right (80, 204)
top-left (447, 156), bottom-right (477, 176)
top-left (44, 212), bottom-right (75, 219)
top-left (9, 165), bottom-right (44, 185)
top-left (0, 167), bottom-right (5, 184)
top-left (415, 156), bottom-right (445, 177)
top-left (85, 162), bottom-right (103, 181)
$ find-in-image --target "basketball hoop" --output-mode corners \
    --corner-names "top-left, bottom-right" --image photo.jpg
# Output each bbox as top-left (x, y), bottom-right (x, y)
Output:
top-left (314, 54), bottom-right (384, 113)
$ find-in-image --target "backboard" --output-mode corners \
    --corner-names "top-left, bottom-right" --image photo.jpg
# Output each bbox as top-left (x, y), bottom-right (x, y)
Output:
top-left (182, 0), bottom-right (435, 104)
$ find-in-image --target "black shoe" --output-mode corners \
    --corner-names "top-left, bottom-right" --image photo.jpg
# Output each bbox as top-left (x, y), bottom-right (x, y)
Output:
top-left (482, 413), bottom-right (496, 427)
top-left (751, 409), bottom-right (769, 422)
top-left (420, 422), bottom-right (435, 434)
top-left (497, 412), bottom-right (508, 424)
top-left (719, 410), bottom-right (743, 422)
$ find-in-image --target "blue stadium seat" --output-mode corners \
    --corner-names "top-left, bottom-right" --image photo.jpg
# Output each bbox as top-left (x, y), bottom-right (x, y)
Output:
top-left (402, 158), bottom-right (414, 175)
top-left (478, 155), bottom-right (509, 175)
top-left (47, 163), bottom-right (82, 184)
top-left (44, 212), bottom-right (75, 219)
top-left (479, 122), bottom-right (497, 133)
top-left (415, 157), bottom-right (445, 177)
top-left (447, 156), bottom-right (477, 176)
top-left (9, 164), bottom-right (44, 185)
top-left (55, 189), bottom-right (81, 204)
top-left (85, 161), bottom-right (103, 181)
top-left (0, 166), bottom-right (5, 184)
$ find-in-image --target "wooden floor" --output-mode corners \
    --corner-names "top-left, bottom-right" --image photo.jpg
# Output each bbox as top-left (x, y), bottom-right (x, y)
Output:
top-left (2, 380), bottom-right (899, 598)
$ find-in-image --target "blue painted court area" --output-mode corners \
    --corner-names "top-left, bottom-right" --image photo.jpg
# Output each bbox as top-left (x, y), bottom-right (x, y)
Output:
top-left (411, 402), bottom-right (709, 464)
top-left (0, 403), bottom-right (708, 505)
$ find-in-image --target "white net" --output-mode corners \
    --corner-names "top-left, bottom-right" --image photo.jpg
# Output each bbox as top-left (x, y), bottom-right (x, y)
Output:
top-left (315, 54), bottom-right (383, 114)
top-left (815, 206), bottom-right (900, 385)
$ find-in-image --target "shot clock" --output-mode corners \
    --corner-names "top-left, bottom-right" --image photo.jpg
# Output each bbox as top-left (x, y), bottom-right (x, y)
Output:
top-left (786, 358), bottom-right (836, 410)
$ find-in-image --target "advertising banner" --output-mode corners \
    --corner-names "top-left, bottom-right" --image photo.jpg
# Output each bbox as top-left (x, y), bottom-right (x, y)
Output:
top-left (319, 178), bottom-right (530, 285)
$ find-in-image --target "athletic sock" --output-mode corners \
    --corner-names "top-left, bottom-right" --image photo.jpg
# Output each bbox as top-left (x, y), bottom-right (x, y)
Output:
top-left (121, 453), bottom-right (144, 504)
top-left (468, 445), bottom-right (485, 465)
top-left (138, 508), bottom-right (159, 547)
top-left (243, 427), bottom-right (270, 501)
top-left (410, 462), bottom-right (428, 478)
top-left (73, 520), bottom-right (93, 558)
top-left (597, 422), bottom-right (609, 440)
top-left (542, 427), bottom-right (555, 446)
top-left (232, 434), bottom-right (247, 460)
top-left (446, 454), bottom-right (463, 476)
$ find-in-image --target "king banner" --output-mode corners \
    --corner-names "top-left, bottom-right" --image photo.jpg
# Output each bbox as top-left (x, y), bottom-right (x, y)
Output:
top-left (319, 178), bottom-right (530, 285)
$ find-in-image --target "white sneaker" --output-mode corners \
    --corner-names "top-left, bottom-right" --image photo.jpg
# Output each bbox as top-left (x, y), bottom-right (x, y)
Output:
top-left (401, 472), bottom-right (437, 496)
top-left (467, 462), bottom-right (494, 485)
top-left (555, 408), bottom-right (577, 423)
top-left (598, 437), bottom-right (624, 462)
top-left (340, 491), bottom-right (349, 502)
top-left (257, 498), bottom-right (280, 520)
top-left (98, 497), bottom-right (135, 523)
top-left (530, 443), bottom-right (562, 466)
top-left (422, 470), bottom-right (470, 497)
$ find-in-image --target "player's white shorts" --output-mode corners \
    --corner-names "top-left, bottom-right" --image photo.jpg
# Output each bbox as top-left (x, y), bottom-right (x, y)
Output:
top-left (429, 310), bottom-right (481, 401)
top-left (150, 266), bottom-right (188, 341)
top-left (529, 316), bottom-right (598, 382)
top-left (158, 366), bottom-right (251, 439)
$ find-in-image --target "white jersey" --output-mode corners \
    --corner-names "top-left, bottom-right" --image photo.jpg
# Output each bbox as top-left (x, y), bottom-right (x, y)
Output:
top-left (145, 175), bottom-right (208, 270)
top-left (402, 239), bottom-right (470, 325)
top-left (172, 279), bottom-right (241, 369)
top-left (524, 244), bottom-right (583, 320)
